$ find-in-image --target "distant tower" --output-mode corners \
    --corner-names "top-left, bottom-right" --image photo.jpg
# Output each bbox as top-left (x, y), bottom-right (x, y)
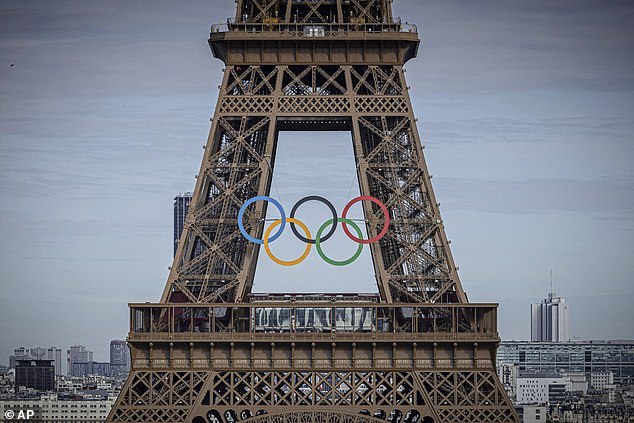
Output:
top-left (30, 347), bottom-right (47, 359)
top-left (173, 193), bottom-right (193, 256)
top-left (67, 345), bottom-right (93, 376)
top-left (531, 272), bottom-right (570, 341)
top-left (9, 347), bottom-right (31, 369)
top-left (46, 347), bottom-right (63, 376)
top-left (109, 340), bottom-right (130, 375)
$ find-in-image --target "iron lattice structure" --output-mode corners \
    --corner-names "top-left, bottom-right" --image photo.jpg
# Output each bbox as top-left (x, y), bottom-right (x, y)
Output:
top-left (108, 1), bottom-right (519, 422)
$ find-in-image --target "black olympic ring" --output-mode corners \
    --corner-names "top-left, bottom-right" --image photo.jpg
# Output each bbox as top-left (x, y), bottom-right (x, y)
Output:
top-left (289, 196), bottom-right (338, 244)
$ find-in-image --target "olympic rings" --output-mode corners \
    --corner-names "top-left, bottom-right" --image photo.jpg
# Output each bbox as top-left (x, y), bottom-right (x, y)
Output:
top-left (238, 194), bottom-right (390, 266)
top-left (315, 218), bottom-right (364, 266)
top-left (264, 218), bottom-right (312, 266)
top-left (341, 196), bottom-right (390, 244)
top-left (290, 196), bottom-right (338, 244)
top-left (238, 196), bottom-right (286, 244)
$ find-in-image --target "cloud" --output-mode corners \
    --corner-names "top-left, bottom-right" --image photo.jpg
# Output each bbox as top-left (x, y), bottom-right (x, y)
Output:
top-left (421, 116), bottom-right (630, 145)
top-left (398, 0), bottom-right (634, 92)
top-left (436, 177), bottom-right (634, 217)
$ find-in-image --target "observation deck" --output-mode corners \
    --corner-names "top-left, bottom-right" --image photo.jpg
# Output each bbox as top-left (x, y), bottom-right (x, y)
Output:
top-left (127, 301), bottom-right (500, 372)
top-left (209, 18), bottom-right (420, 65)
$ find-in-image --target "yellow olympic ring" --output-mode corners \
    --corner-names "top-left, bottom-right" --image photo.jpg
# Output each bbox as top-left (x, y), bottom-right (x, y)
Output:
top-left (263, 218), bottom-right (312, 266)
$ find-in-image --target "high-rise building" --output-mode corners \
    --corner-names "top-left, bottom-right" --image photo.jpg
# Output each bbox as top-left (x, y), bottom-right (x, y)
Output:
top-left (46, 347), bottom-right (63, 376)
top-left (109, 340), bottom-right (130, 375)
top-left (9, 346), bottom-right (63, 376)
top-left (30, 347), bottom-right (47, 359)
top-left (8, 347), bottom-right (31, 369)
top-left (15, 359), bottom-right (55, 392)
top-left (32, 347), bottom-right (63, 376)
top-left (67, 345), bottom-right (93, 376)
top-left (531, 290), bottom-right (570, 342)
top-left (173, 192), bottom-right (193, 256)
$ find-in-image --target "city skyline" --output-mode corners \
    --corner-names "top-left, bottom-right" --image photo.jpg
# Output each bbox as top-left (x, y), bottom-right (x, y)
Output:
top-left (0, 0), bottom-right (632, 363)
top-left (4, 342), bottom-right (126, 372)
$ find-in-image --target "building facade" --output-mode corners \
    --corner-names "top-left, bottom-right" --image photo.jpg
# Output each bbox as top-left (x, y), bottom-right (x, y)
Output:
top-left (498, 362), bottom-right (520, 400)
top-left (173, 192), bottom-right (192, 256)
top-left (531, 291), bottom-right (570, 342)
top-left (15, 360), bottom-right (55, 392)
top-left (516, 375), bottom-right (571, 405)
top-left (71, 362), bottom-right (110, 378)
top-left (67, 346), bottom-right (93, 377)
top-left (564, 372), bottom-right (588, 394)
top-left (109, 340), bottom-right (129, 376)
top-left (591, 371), bottom-right (614, 391)
top-left (0, 393), bottom-right (116, 423)
top-left (497, 341), bottom-right (634, 386)
top-left (30, 347), bottom-right (47, 360)
top-left (514, 405), bottom-right (547, 423)
top-left (9, 347), bottom-right (31, 370)
top-left (46, 347), bottom-right (63, 376)
top-left (9, 347), bottom-right (63, 376)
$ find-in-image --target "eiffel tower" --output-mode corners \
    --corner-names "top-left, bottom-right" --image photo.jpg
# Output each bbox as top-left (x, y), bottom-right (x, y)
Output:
top-left (107, 1), bottom-right (519, 422)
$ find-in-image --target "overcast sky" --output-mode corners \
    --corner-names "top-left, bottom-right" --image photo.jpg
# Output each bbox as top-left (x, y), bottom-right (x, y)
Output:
top-left (0, 0), bottom-right (632, 364)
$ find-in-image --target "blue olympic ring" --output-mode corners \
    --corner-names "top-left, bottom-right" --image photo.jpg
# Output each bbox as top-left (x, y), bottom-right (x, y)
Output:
top-left (237, 196), bottom-right (286, 245)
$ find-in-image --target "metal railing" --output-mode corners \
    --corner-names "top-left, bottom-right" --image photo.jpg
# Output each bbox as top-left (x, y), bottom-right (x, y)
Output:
top-left (128, 302), bottom-right (498, 340)
top-left (210, 17), bottom-right (417, 37)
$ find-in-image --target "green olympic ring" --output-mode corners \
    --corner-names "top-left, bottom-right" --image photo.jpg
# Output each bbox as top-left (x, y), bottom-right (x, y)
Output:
top-left (315, 218), bottom-right (364, 266)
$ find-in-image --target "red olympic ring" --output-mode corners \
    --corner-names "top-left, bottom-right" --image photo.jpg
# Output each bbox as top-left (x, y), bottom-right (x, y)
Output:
top-left (341, 196), bottom-right (390, 244)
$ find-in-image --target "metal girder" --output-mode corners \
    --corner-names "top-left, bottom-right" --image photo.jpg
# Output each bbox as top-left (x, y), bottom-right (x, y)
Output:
top-left (161, 63), bottom-right (468, 305)
top-left (234, 0), bottom-right (394, 25)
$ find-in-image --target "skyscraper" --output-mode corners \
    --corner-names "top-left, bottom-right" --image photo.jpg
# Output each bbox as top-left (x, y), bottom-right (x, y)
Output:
top-left (173, 192), bottom-right (193, 256)
top-left (30, 347), bottom-right (47, 359)
top-left (46, 347), bottom-right (62, 376)
top-left (8, 347), bottom-right (31, 369)
top-left (109, 340), bottom-right (130, 375)
top-left (9, 346), bottom-right (63, 376)
top-left (67, 345), bottom-right (93, 376)
top-left (531, 291), bottom-right (570, 342)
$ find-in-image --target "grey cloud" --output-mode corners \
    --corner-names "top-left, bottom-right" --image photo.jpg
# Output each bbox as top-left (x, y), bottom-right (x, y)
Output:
top-left (436, 177), bottom-right (634, 216)
top-left (398, 0), bottom-right (634, 92)
top-left (422, 116), bottom-right (630, 145)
